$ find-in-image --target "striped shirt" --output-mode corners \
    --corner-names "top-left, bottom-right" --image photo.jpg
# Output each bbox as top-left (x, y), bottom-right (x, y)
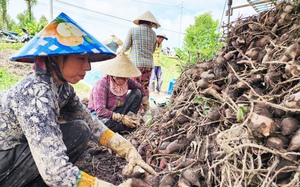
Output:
top-left (122, 24), bottom-right (157, 68)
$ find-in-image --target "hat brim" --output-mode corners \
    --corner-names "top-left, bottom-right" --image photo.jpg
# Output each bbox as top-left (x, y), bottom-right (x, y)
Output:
top-left (133, 11), bottom-right (161, 29)
top-left (157, 35), bottom-right (168, 40)
top-left (10, 50), bottom-right (115, 63)
top-left (10, 12), bottom-right (116, 63)
top-left (97, 53), bottom-right (141, 78)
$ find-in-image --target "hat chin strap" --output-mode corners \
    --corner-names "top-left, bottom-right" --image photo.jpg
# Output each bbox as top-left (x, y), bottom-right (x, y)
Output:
top-left (48, 57), bottom-right (67, 83)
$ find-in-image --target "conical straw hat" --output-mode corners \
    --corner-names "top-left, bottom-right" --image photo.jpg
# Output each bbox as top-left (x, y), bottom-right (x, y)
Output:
top-left (97, 52), bottom-right (141, 78)
top-left (133, 11), bottom-right (161, 29)
top-left (10, 12), bottom-right (115, 63)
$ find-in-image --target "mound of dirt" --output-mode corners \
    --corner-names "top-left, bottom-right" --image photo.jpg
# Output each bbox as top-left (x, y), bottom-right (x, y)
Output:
top-left (0, 50), bottom-right (32, 77)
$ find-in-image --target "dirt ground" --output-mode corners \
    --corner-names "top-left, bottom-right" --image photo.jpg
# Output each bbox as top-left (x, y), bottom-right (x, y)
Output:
top-left (0, 50), bottom-right (165, 185)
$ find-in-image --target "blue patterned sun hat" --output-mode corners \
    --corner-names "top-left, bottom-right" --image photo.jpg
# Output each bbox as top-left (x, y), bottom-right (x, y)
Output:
top-left (10, 12), bottom-right (116, 63)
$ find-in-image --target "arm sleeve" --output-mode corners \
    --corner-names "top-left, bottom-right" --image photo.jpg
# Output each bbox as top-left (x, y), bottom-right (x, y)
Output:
top-left (89, 78), bottom-right (114, 119)
top-left (121, 28), bottom-right (133, 53)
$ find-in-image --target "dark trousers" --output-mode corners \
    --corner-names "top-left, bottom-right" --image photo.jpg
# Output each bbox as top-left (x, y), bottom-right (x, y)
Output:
top-left (0, 120), bottom-right (91, 187)
top-left (93, 89), bottom-right (142, 133)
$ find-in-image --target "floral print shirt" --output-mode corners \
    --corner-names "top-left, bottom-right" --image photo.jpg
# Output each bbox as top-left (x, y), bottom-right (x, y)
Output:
top-left (0, 72), bottom-right (109, 186)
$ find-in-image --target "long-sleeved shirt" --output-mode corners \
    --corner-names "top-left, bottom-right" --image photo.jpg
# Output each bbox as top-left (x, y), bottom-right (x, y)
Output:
top-left (121, 24), bottom-right (157, 68)
top-left (88, 75), bottom-right (146, 119)
top-left (153, 43), bottom-right (163, 66)
top-left (0, 72), bottom-right (109, 186)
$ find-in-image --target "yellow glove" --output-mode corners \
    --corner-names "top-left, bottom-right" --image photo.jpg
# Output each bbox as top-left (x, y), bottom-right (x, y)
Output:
top-left (95, 178), bottom-right (133, 187)
top-left (112, 112), bottom-right (138, 128)
top-left (76, 171), bottom-right (116, 187)
top-left (112, 112), bottom-right (123, 122)
top-left (106, 133), bottom-right (158, 176)
top-left (122, 114), bottom-right (138, 128)
top-left (95, 178), bottom-right (116, 187)
top-left (142, 96), bottom-right (150, 111)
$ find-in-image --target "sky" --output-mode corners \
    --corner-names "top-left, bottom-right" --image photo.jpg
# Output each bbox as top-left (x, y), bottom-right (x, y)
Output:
top-left (7, 0), bottom-right (258, 51)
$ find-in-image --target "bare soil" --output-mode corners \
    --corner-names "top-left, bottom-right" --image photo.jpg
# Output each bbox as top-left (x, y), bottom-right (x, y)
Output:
top-left (0, 50), bottom-right (32, 77)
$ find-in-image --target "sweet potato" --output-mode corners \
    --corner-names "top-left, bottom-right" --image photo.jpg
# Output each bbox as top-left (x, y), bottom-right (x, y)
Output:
top-left (159, 174), bottom-right (175, 187)
top-left (266, 136), bottom-right (285, 151)
top-left (143, 175), bottom-right (160, 187)
top-left (131, 178), bottom-right (152, 187)
top-left (182, 168), bottom-right (201, 187)
top-left (159, 158), bottom-right (167, 169)
top-left (178, 177), bottom-right (191, 187)
top-left (274, 154), bottom-right (297, 180)
top-left (249, 112), bottom-right (275, 137)
top-left (159, 139), bottom-right (183, 154)
top-left (124, 165), bottom-right (145, 178)
top-left (245, 47), bottom-right (262, 60)
top-left (287, 128), bottom-right (300, 151)
top-left (283, 91), bottom-right (300, 108)
top-left (280, 40), bottom-right (300, 62)
top-left (173, 158), bottom-right (196, 170)
top-left (281, 117), bottom-right (299, 136)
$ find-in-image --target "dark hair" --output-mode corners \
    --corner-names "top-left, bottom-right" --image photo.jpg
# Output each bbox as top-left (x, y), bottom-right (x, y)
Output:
top-left (139, 20), bottom-right (151, 25)
top-left (45, 55), bottom-right (68, 72)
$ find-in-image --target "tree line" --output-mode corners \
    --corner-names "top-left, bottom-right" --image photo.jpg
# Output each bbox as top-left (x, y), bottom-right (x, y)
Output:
top-left (0, 0), bottom-right (47, 36)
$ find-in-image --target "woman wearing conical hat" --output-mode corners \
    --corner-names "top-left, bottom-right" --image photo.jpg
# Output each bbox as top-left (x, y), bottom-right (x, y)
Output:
top-left (150, 32), bottom-right (168, 94)
top-left (103, 34), bottom-right (123, 52)
top-left (88, 52), bottom-right (149, 133)
top-left (0, 12), bottom-right (157, 187)
top-left (119, 11), bottom-right (160, 98)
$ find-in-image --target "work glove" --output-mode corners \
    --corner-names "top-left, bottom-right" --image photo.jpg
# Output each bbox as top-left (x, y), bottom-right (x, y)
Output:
top-left (122, 114), bottom-right (138, 128)
top-left (112, 112), bottom-right (123, 122)
top-left (117, 179), bottom-right (133, 187)
top-left (107, 133), bottom-right (158, 176)
top-left (95, 178), bottom-right (116, 187)
top-left (95, 178), bottom-right (133, 187)
top-left (112, 112), bottom-right (138, 128)
top-left (76, 171), bottom-right (117, 187)
top-left (142, 96), bottom-right (150, 111)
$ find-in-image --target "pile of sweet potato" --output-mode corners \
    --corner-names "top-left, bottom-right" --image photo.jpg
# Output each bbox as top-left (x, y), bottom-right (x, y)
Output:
top-left (130, 1), bottom-right (300, 186)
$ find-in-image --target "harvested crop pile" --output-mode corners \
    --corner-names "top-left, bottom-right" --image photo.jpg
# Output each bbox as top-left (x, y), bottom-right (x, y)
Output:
top-left (127, 1), bottom-right (300, 186)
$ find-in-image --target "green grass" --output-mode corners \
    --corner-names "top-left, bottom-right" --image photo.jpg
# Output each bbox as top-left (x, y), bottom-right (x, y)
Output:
top-left (0, 67), bottom-right (92, 99)
top-left (73, 81), bottom-right (92, 99)
top-left (160, 55), bottom-right (182, 92)
top-left (0, 68), bottom-right (21, 92)
top-left (0, 42), bottom-right (25, 50)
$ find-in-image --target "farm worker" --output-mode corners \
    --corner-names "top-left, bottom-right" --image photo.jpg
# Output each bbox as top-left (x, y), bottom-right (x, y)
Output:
top-left (103, 34), bottom-right (123, 52)
top-left (88, 52), bottom-right (149, 134)
top-left (149, 32), bottom-right (168, 94)
top-left (118, 11), bottom-right (160, 99)
top-left (0, 12), bottom-right (157, 187)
